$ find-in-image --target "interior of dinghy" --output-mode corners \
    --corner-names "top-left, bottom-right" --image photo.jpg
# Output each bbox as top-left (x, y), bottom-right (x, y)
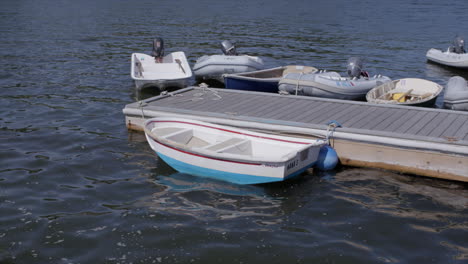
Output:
top-left (152, 127), bottom-right (299, 158)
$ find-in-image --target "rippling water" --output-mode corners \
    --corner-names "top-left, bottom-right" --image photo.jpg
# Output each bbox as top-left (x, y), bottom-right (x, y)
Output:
top-left (1, 0), bottom-right (467, 263)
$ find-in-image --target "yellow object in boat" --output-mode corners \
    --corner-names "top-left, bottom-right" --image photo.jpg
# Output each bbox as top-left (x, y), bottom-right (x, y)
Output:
top-left (392, 93), bottom-right (406, 102)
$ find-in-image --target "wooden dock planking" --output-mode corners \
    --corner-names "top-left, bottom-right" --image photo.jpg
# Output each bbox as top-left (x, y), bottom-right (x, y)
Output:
top-left (360, 108), bottom-right (397, 130)
top-left (340, 105), bottom-right (378, 127)
top-left (405, 111), bottom-right (440, 135)
top-left (127, 87), bottom-right (468, 143)
top-left (221, 96), bottom-right (260, 114)
top-left (123, 87), bottom-right (468, 182)
top-left (323, 104), bottom-right (363, 125)
top-left (261, 100), bottom-right (303, 119)
top-left (428, 114), bottom-right (458, 138)
top-left (276, 101), bottom-right (329, 121)
top-left (373, 108), bottom-right (408, 131)
top-left (379, 109), bottom-right (416, 132)
top-left (416, 112), bottom-right (445, 137)
top-left (224, 96), bottom-right (261, 114)
top-left (393, 110), bottom-right (428, 134)
top-left (420, 112), bottom-right (450, 137)
top-left (295, 102), bottom-right (336, 123)
top-left (382, 110), bottom-right (420, 133)
top-left (455, 118), bottom-right (468, 141)
top-left (312, 102), bottom-right (351, 125)
top-left (352, 106), bottom-right (388, 128)
top-left (441, 115), bottom-right (467, 139)
top-left (244, 96), bottom-right (286, 117)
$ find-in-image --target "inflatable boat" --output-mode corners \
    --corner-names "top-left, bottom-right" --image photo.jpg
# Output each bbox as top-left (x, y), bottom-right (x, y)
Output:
top-left (444, 76), bottom-right (468, 111)
top-left (131, 38), bottom-right (192, 90)
top-left (193, 40), bottom-right (264, 83)
top-left (278, 57), bottom-right (391, 100)
top-left (426, 36), bottom-right (468, 68)
top-left (426, 49), bottom-right (468, 69)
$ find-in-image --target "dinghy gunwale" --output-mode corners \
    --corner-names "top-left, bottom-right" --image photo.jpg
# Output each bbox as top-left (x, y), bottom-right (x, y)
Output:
top-left (223, 66), bottom-right (287, 83)
top-left (144, 118), bottom-right (324, 164)
top-left (223, 65), bottom-right (319, 82)
top-left (366, 78), bottom-right (443, 106)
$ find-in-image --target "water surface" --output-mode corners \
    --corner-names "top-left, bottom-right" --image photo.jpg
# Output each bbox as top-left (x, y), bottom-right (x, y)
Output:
top-left (1, 0), bottom-right (467, 263)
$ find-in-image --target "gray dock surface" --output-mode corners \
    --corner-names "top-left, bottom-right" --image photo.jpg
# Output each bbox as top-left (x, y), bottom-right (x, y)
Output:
top-left (123, 87), bottom-right (468, 182)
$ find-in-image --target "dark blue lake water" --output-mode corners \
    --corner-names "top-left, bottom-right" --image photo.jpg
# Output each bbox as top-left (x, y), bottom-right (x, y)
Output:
top-left (1, 0), bottom-right (467, 263)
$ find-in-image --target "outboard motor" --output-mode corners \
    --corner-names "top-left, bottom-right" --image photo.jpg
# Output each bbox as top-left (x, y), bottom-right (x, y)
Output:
top-left (346, 57), bottom-right (364, 78)
top-left (452, 36), bottom-right (465, 54)
top-left (221, 40), bottom-right (237, 56)
top-left (151, 38), bottom-right (164, 61)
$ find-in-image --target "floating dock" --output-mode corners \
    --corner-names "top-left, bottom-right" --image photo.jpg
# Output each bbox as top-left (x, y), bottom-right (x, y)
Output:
top-left (123, 87), bottom-right (468, 182)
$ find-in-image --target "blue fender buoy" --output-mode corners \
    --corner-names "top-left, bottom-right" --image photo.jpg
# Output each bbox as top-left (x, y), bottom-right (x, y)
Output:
top-left (316, 145), bottom-right (339, 171)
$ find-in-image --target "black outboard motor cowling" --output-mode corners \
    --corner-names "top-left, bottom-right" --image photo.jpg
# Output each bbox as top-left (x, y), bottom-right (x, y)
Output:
top-left (346, 57), bottom-right (364, 78)
top-left (452, 36), bottom-right (465, 54)
top-left (151, 38), bottom-right (165, 59)
top-left (221, 40), bottom-right (237, 55)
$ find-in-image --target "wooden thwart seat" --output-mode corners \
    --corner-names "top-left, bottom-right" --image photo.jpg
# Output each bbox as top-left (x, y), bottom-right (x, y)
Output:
top-left (197, 138), bottom-right (252, 155)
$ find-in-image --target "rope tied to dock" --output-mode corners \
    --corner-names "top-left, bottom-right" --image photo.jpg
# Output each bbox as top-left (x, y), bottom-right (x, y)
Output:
top-left (138, 100), bottom-right (147, 119)
top-left (160, 90), bottom-right (184, 98)
top-left (192, 83), bottom-right (222, 101)
top-left (295, 72), bottom-right (304, 96)
top-left (325, 120), bottom-right (342, 146)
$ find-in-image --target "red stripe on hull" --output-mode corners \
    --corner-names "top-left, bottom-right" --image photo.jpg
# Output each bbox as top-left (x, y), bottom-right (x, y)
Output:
top-left (148, 135), bottom-right (264, 166)
top-left (147, 120), bottom-right (310, 145)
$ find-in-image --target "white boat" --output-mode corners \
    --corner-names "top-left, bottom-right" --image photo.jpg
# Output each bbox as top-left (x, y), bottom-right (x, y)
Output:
top-left (131, 38), bottom-right (192, 90)
top-left (144, 117), bottom-right (326, 185)
top-left (193, 40), bottom-right (264, 83)
top-left (426, 37), bottom-right (468, 68)
top-left (366, 78), bottom-right (443, 107)
top-left (279, 72), bottom-right (391, 100)
top-left (444, 76), bottom-right (468, 111)
top-left (426, 48), bottom-right (468, 69)
top-left (278, 57), bottom-right (391, 100)
top-left (223, 65), bottom-right (318, 93)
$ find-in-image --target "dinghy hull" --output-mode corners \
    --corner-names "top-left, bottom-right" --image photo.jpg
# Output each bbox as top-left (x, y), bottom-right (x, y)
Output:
top-left (131, 52), bottom-right (192, 90)
top-left (224, 66), bottom-right (318, 93)
top-left (193, 55), bottom-right (264, 83)
top-left (279, 72), bottom-right (391, 100)
top-left (224, 77), bottom-right (279, 93)
top-left (144, 118), bottom-right (325, 184)
top-left (426, 48), bottom-right (468, 68)
top-left (366, 78), bottom-right (443, 107)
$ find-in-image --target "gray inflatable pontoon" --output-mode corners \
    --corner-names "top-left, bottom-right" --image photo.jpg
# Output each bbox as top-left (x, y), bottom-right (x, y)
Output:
top-left (444, 76), bottom-right (468, 111)
top-left (278, 57), bottom-right (391, 100)
top-left (426, 36), bottom-right (468, 68)
top-left (193, 41), bottom-right (264, 83)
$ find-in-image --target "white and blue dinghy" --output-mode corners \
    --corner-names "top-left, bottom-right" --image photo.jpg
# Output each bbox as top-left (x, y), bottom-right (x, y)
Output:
top-left (426, 36), bottom-right (468, 69)
top-left (193, 40), bottom-right (265, 84)
top-left (278, 57), bottom-right (391, 100)
top-left (131, 38), bottom-right (192, 90)
top-left (144, 117), bottom-right (326, 185)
